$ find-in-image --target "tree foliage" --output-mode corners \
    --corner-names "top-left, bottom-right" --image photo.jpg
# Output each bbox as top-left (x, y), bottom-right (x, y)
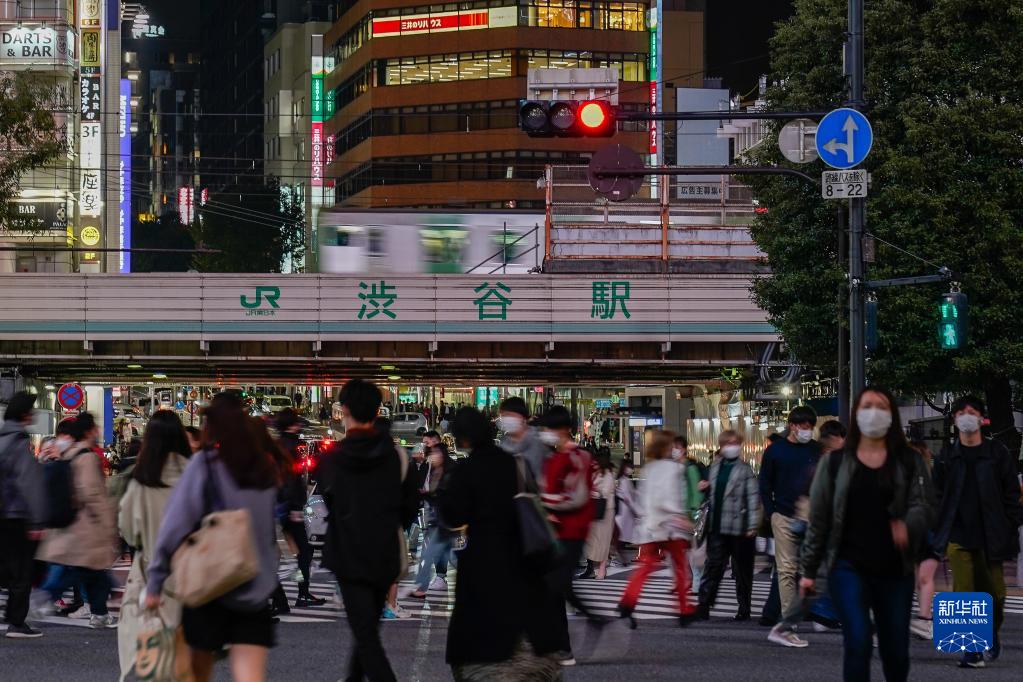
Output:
top-left (0, 72), bottom-right (67, 228)
top-left (746, 0), bottom-right (1023, 435)
top-left (131, 213), bottom-right (196, 272)
top-left (189, 179), bottom-right (306, 273)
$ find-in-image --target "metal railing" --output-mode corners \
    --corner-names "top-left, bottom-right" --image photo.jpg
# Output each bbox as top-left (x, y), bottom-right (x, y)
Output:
top-left (464, 223), bottom-right (542, 274)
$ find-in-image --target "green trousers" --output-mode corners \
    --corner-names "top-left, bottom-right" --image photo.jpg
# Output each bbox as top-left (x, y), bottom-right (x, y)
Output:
top-left (946, 542), bottom-right (1006, 635)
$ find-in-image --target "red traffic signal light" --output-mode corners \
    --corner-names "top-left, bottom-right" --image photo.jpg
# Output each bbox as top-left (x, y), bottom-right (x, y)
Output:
top-left (518, 100), bottom-right (616, 138)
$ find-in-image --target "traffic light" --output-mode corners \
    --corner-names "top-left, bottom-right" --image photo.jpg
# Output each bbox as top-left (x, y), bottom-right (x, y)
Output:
top-left (938, 291), bottom-right (968, 349)
top-left (865, 296), bottom-right (879, 353)
top-left (518, 100), bottom-right (616, 137)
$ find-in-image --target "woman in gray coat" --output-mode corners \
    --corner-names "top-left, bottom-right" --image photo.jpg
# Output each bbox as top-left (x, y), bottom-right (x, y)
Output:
top-left (696, 430), bottom-right (762, 620)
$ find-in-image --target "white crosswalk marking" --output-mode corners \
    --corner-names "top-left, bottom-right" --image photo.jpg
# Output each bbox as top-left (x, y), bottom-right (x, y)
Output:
top-left (4, 558), bottom-right (1021, 631)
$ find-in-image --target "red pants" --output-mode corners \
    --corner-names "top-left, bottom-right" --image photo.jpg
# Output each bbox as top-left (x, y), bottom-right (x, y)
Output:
top-left (619, 539), bottom-right (695, 615)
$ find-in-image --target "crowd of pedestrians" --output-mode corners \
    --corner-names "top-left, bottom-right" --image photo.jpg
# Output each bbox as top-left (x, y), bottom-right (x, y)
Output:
top-left (2, 382), bottom-right (1022, 682)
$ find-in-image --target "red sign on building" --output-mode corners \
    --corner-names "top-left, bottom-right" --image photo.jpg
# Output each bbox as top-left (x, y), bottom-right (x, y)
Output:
top-left (311, 122), bottom-right (324, 187)
top-left (373, 10), bottom-right (491, 37)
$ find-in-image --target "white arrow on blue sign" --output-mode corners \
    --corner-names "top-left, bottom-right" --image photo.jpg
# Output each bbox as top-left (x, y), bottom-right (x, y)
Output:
top-left (815, 108), bottom-right (873, 169)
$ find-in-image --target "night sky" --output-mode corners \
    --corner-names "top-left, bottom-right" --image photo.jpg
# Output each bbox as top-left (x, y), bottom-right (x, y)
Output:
top-left (705, 0), bottom-right (794, 96)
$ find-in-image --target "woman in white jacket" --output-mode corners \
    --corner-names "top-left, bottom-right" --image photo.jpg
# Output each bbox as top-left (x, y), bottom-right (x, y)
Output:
top-left (616, 430), bottom-right (697, 627)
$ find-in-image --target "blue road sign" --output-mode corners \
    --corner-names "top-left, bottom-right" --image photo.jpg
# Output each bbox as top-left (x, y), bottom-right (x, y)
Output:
top-left (815, 108), bottom-right (873, 169)
top-left (175, 400), bottom-right (186, 410)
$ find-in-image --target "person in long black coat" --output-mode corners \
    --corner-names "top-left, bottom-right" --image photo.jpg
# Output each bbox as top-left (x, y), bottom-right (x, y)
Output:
top-left (438, 407), bottom-right (562, 681)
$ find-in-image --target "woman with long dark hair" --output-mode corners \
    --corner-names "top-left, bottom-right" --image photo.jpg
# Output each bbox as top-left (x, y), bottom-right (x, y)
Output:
top-left (117, 410), bottom-right (192, 680)
top-left (438, 407), bottom-right (560, 680)
top-left (800, 387), bottom-right (933, 682)
top-left (146, 393), bottom-right (281, 682)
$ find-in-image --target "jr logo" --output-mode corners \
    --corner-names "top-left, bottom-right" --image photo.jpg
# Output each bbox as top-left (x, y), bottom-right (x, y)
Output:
top-left (240, 286), bottom-right (281, 309)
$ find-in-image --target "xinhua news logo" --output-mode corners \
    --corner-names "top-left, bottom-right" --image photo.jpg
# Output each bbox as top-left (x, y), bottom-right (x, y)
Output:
top-left (932, 592), bottom-right (993, 654)
top-left (240, 286), bottom-right (281, 316)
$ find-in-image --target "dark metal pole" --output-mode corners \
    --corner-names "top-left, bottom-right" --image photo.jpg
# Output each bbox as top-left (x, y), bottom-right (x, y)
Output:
top-left (837, 208), bottom-right (850, 422)
top-left (847, 0), bottom-right (867, 400)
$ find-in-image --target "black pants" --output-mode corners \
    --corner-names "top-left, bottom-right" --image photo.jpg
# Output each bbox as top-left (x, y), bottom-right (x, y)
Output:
top-left (284, 520), bottom-right (315, 595)
top-left (0, 519), bottom-right (35, 626)
top-left (547, 538), bottom-right (599, 653)
top-left (338, 580), bottom-right (396, 682)
top-left (697, 533), bottom-right (755, 616)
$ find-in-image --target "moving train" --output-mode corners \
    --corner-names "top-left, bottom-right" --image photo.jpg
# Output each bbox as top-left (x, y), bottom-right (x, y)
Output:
top-left (315, 210), bottom-right (545, 274)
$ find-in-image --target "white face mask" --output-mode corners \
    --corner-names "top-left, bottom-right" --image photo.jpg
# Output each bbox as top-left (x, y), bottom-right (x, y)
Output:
top-left (56, 436), bottom-right (73, 453)
top-left (856, 408), bottom-right (892, 439)
top-left (795, 428), bottom-right (814, 444)
top-left (670, 447), bottom-right (683, 461)
top-left (539, 430), bottom-right (561, 447)
top-left (955, 413), bottom-right (982, 434)
top-left (721, 444), bottom-right (741, 459)
top-left (498, 414), bottom-right (524, 434)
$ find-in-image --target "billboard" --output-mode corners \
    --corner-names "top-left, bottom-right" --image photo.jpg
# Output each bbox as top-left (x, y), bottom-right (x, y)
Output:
top-left (119, 79), bottom-right (132, 272)
top-left (371, 7), bottom-right (515, 38)
top-left (0, 25), bottom-right (75, 66)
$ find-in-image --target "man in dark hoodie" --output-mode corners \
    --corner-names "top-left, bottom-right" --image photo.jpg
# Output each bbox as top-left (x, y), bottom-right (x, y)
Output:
top-left (320, 379), bottom-right (419, 682)
top-left (0, 392), bottom-right (46, 639)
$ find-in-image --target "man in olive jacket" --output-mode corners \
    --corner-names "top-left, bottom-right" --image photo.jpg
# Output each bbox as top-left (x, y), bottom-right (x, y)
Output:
top-left (933, 395), bottom-right (1023, 666)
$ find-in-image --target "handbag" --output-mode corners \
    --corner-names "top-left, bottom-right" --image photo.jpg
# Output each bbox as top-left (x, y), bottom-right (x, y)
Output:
top-left (513, 457), bottom-right (559, 571)
top-left (169, 453), bottom-right (260, 608)
top-left (134, 611), bottom-right (195, 682)
top-left (692, 500), bottom-right (711, 548)
top-left (593, 496), bottom-right (608, 520)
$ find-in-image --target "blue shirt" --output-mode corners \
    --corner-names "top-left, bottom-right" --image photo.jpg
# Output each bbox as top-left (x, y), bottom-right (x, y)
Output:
top-left (758, 438), bottom-right (820, 519)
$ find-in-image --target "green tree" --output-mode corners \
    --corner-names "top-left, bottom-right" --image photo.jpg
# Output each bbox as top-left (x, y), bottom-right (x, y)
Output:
top-left (131, 213), bottom-right (196, 272)
top-left (0, 73), bottom-right (67, 228)
top-left (747, 0), bottom-right (1023, 449)
top-left (189, 179), bottom-right (306, 273)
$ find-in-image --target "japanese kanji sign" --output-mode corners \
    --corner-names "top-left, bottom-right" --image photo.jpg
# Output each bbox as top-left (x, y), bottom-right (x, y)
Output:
top-left (473, 282), bottom-right (512, 320)
top-left (591, 281), bottom-right (631, 320)
top-left (358, 280), bottom-right (397, 319)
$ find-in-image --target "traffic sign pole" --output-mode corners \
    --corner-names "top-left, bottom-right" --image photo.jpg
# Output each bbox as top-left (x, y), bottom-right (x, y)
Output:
top-left (848, 0), bottom-right (867, 402)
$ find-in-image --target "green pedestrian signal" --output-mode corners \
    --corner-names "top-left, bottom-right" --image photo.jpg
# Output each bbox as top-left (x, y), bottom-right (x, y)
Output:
top-left (938, 292), bottom-right (968, 350)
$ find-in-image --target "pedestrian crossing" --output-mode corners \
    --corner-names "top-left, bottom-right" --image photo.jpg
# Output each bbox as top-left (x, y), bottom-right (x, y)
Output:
top-left (5, 559), bottom-right (1023, 632)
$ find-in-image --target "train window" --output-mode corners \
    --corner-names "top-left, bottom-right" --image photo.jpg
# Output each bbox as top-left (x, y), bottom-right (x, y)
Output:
top-left (334, 229), bottom-right (352, 247)
top-left (491, 229), bottom-right (522, 262)
top-left (368, 227), bottom-right (385, 257)
top-left (420, 227), bottom-right (468, 273)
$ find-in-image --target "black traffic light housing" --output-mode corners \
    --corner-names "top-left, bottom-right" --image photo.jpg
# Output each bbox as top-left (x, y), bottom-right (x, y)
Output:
top-left (518, 100), bottom-right (616, 138)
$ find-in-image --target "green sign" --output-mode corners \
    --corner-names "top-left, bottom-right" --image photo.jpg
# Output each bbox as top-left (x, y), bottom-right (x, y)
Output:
top-left (311, 75), bottom-right (324, 122)
top-left (591, 281), bottom-right (631, 320)
top-left (473, 282), bottom-right (512, 320)
top-left (239, 286), bottom-right (280, 316)
top-left (357, 280), bottom-right (397, 319)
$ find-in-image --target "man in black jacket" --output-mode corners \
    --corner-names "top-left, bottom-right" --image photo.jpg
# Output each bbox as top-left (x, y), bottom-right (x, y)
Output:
top-left (933, 395), bottom-right (1023, 668)
top-left (320, 379), bottom-right (419, 682)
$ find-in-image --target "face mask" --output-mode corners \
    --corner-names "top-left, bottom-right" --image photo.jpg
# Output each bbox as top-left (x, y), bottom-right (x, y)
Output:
top-left (670, 448), bottom-right (683, 460)
top-left (721, 444), bottom-right (741, 459)
top-left (498, 415), bottom-right (524, 434)
top-left (56, 437), bottom-right (73, 453)
top-left (795, 429), bottom-right (813, 444)
top-left (539, 430), bottom-right (561, 447)
top-left (955, 413), bottom-right (982, 434)
top-left (856, 408), bottom-right (892, 439)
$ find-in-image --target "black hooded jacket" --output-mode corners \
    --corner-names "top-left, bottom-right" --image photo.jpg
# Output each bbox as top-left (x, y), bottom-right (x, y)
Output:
top-left (319, 426), bottom-right (419, 586)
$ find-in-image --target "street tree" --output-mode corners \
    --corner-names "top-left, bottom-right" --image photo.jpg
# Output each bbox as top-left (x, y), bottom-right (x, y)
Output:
top-left (746, 0), bottom-right (1023, 451)
top-left (131, 213), bottom-right (196, 272)
top-left (189, 179), bottom-right (306, 273)
top-left (0, 73), bottom-right (67, 229)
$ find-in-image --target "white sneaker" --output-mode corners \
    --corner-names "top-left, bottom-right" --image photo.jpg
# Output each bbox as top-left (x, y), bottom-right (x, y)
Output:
top-left (768, 624), bottom-right (809, 648)
top-left (89, 614), bottom-right (118, 629)
top-left (392, 604), bottom-right (413, 619)
top-left (909, 618), bottom-right (932, 640)
top-left (428, 576), bottom-right (447, 591)
top-left (812, 621), bottom-right (840, 633)
top-left (67, 604), bottom-right (92, 619)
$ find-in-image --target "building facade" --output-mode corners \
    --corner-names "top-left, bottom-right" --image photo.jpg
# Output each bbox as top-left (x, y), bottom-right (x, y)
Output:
top-left (323, 0), bottom-right (705, 210)
top-left (264, 20), bottom-right (333, 272)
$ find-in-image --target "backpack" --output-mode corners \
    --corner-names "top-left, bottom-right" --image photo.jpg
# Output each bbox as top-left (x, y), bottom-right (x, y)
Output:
top-left (0, 432), bottom-right (28, 517)
top-left (43, 449), bottom-right (86, 528)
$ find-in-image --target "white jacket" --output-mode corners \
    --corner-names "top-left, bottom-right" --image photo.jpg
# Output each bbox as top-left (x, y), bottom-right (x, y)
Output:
top-left (639, 459), bottom-right (690, 543)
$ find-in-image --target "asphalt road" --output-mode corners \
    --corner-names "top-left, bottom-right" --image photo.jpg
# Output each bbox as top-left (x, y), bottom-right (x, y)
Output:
top-left (3, 609), bottom-right (1020, 681)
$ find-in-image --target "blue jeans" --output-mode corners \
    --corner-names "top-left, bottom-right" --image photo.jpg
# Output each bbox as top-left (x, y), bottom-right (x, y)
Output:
top-left (42, 565), bottom-right (112, 616)
top-left (415, 528), bottom-right (451, 591)
top-left (829, 559), bottom-right (913, 682)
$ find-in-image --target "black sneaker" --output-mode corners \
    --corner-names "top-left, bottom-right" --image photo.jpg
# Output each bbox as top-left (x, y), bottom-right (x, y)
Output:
top-left (295, 595), bottom-right (327, 608)
top-left (5, 623), bottom-right (43, 639)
